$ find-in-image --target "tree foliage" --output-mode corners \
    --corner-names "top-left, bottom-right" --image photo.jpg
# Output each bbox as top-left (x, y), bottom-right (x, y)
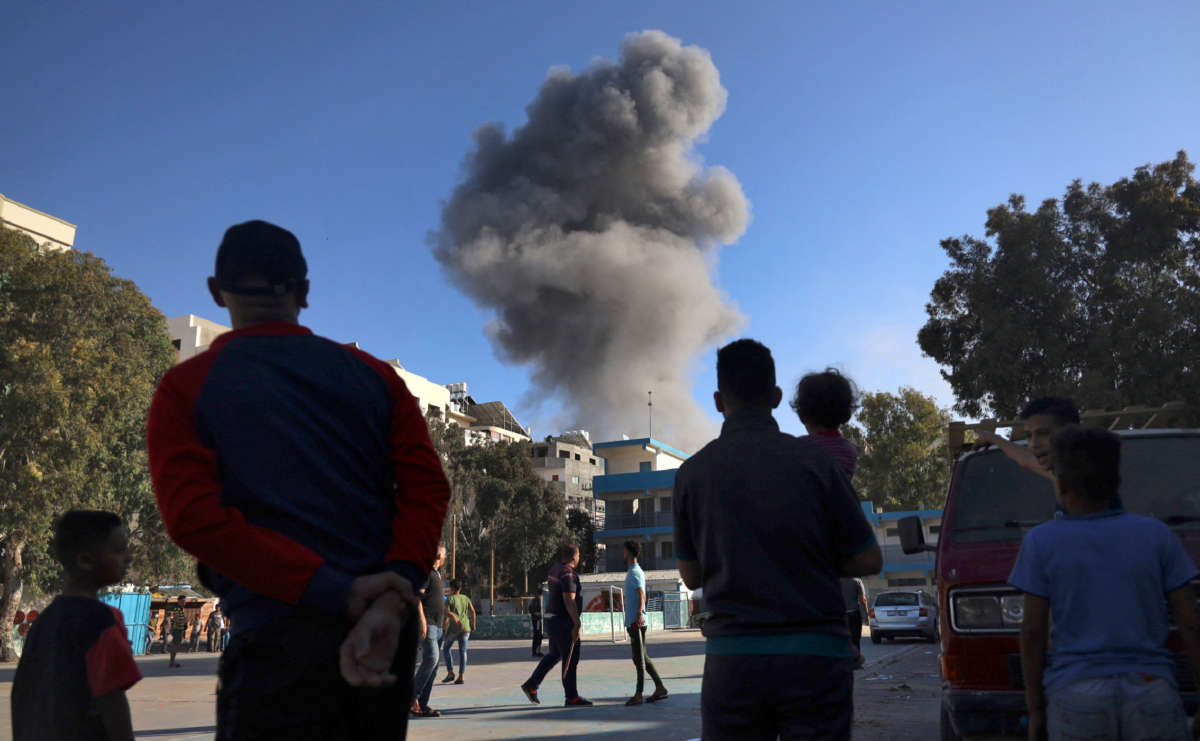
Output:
top-left (919, 151), bottom-right (1200, 419)
top-left (425, 413), bottom-right (568, 599)
top-left (843, 388), bottom-right (951, 512)
top-left (0, 229), bottom-right (184, 657)
top-left (566, 509), bottom-right (597, 574)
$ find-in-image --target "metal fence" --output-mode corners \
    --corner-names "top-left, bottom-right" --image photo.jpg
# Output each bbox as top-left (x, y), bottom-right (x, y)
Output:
top-left (662, 592), bottom-right (691, 629)
top-left (100, 592), bottom-right (152, 656)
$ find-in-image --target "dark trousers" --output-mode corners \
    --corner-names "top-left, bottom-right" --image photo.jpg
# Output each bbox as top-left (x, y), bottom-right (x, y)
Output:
top-left (523, 617), bottom-right (580, 699)
top-left (845, 610), bottom-right (863, 653)
top-left (702, 653), bottom-right (853, 740)
top-left (217, 611), bottom-right (419, 741)
top-left (627, 625), bottom-right (664, 695)
top-left (531, 615), bottom-right (543, 654)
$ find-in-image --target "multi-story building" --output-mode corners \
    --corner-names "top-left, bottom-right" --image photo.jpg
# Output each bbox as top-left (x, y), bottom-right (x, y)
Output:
top-left (1, 193), bottom-right (75, 252)
top-left (167, 314), bottom-right (232, 362)
top-left (531, 432), bottom-right (606, 528)
top-left (857, 502), bottom-right (942, 597)
top-left (591, 437), bottom-right (689, 572)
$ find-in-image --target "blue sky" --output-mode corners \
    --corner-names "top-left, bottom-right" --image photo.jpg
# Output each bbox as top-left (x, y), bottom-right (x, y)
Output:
top-left (4, 1), bottom-right (1198, 444)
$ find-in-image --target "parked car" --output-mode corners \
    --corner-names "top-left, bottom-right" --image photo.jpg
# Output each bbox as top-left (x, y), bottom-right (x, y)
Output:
top-left (869, 589), bottom-right (938, 643)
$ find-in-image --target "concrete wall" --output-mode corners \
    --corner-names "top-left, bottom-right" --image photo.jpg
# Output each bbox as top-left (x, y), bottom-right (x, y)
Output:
top-left (473, 611), bottom-right (665, 639)
top-left (168, 314), bottom-right (231, 362)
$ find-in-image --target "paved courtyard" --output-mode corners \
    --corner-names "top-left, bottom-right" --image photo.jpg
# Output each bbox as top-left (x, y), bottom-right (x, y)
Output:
top-left (0, 629), bottom-right (942, 740)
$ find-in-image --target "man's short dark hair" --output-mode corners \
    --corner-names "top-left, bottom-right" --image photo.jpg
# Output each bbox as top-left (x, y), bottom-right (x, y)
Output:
top-left (790, 368), bottom-right (858, 428)
top-left (52, 510), bottom-right (122, 570)
top-left (1052, 425), bottom-right (1121, 502)
top-left (623, 540), bottom-right (640, 558)
top-left (449, 579), bottom-right (462, 591)
top-left (1020, 397), bottom-right (1080, 425)
top-left (558, 542), bottom-right (580, 562)
top-left (717, 339), bottom-right (777, 408)
top-left (214, 220), bottom-right (307, 296)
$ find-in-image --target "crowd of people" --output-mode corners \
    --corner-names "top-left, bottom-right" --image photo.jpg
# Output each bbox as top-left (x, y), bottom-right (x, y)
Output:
top-left (9, 219), bottom-right (1200, 741)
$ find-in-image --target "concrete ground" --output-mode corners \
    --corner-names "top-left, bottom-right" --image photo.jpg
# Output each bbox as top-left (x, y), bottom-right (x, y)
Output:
top-left (0, 629), bottom-right (955, 740)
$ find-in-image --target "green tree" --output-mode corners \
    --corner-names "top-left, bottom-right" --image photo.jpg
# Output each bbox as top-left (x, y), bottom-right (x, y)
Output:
top-left (566, 509), bottom-right (597, 574)
top-left (430, 436), bottom-right (568, 601)
top-left (844, 388), bottom-right (951, 512)
top-left (919, 151), bottom-right (1200, 419)
top-left (0, 229), bottom-right (184, 658)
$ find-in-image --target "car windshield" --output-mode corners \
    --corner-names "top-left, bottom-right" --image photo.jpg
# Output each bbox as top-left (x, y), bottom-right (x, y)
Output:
top-left (949, 434), bottom-right (1200, 543)
top-left (875, 593), bottom-right (918, 606)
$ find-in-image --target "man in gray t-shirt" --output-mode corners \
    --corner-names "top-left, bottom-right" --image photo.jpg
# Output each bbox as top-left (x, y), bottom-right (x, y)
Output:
top-left (674, 339), bottom-right (883, 739)
top-left (411, 545), bottom-right (446, 716)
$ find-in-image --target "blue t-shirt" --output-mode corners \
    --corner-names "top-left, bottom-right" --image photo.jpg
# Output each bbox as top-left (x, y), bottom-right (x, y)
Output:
top-left (1009, 510), bottom-right (1198, 693)
top-left (625, 563), bottom-right (647, 627)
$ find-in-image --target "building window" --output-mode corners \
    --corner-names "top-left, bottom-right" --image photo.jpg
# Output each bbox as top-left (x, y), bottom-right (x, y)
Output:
top-left (559, 450), bottom-right (570, 459)
top-left (887, 577), bottom-right (926, 587)
top-left (929, 525), bottom-right (941, 534)
top-left (552, 475), bottom-right (558, 481)
top-left (571, 475), bottom-right (580, 484)
top-left (639, 461), bottom-right (652, 473)
top-left (660, 541), bottom-right (673, 559)
top-left (589, 458), bottom-right (596, 465)
top-left (885, 527), bottom-right (899, 537)
top-left (575, 453), bottom-right (581, 461)
top-left (659, 496), bottom-right (670, 512)
top-left (171, 339), bottom-right (182, 350)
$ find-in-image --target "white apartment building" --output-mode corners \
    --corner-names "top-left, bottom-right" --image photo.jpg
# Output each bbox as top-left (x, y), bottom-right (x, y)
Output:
top-left (1, 193), bottom-right (76, 252)
top-left (531, 432), bottom-right (606, 528)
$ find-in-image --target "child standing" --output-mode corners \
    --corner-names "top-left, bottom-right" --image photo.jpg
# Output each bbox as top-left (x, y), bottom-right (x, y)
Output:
top-left (1010, 426), bottom-right (1200, 740)
top-left (790, 368), bottom-right (859, 477)
top-left (12, 511), bottom-right (142, 741)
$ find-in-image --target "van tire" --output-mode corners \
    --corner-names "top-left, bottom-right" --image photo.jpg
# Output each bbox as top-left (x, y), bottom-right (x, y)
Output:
top-left (940, 704), bottom-right (961, 741)
top-left (870, 633), bottom-right (881, 644)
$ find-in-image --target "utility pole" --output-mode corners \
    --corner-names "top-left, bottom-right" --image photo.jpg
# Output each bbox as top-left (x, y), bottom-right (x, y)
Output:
top-left (648, 390), bottom-right (653, 439)
top-left (489, 530), bottom-right (495, 616)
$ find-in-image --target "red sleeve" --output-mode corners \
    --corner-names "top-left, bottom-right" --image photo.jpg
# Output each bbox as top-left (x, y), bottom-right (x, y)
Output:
top-left (146, 355), bottom-right (329, 606)
top-left (352, 350), bottom-right (451, 587)
top-left (86, 609), bottom-right (142, 697)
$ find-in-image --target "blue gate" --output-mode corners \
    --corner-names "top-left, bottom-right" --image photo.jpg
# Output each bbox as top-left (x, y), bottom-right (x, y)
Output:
top-left (100, 592), bottom-right (152, 656)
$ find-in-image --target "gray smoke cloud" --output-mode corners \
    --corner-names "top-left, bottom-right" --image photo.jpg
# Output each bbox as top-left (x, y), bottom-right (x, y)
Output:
top-left (432, 30), bottom-right (750, 452)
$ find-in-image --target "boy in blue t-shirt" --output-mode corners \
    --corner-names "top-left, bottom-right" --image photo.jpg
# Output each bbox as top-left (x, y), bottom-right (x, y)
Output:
top-left (1010, 426), bottom-right (1200, 740)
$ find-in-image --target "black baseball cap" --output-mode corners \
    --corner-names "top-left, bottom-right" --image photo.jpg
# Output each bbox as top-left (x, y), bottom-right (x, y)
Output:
top-left (214, 220), bottom-right (307, 296)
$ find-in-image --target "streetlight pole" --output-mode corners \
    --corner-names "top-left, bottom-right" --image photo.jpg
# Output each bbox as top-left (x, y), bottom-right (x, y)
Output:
top-left (648, 390), bottom-right (653, 439)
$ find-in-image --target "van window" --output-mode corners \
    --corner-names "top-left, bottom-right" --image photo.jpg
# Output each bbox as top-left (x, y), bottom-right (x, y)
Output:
top-left (948, 435), bottom-right (1200, 544)
top-left (875, 593), bottom-right (919, 606)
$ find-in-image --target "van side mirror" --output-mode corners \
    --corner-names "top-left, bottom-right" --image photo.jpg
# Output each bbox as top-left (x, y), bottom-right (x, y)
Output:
top-left (899, 515), bottom-right (936, 554)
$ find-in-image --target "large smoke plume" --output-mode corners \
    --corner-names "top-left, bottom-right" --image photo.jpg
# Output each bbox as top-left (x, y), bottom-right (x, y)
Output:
top-left (432, 30), bottom-right (750, 451)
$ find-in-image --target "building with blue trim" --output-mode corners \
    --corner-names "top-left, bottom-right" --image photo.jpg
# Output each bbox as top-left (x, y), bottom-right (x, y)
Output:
top-left (858, 501), bottom-right (942, 597)
top-left (591, 437), bottom-right (689, 572)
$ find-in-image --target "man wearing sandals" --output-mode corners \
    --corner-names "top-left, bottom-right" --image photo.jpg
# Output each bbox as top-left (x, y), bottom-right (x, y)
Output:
top-left (623, 540), bottom-right (668, 706)
top-left (411, 546), bottom-right (447, 718)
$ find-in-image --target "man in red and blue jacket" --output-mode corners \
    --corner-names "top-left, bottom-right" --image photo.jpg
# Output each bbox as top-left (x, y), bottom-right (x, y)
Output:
top-left (147, 220), bottom-right (450, 740)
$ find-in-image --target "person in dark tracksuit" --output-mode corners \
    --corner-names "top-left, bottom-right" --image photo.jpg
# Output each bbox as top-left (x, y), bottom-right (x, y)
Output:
top-left (520, 544), bottom-right (592, 706)
top-left (147, 221), bottom-right (451, 741)
top-left (529, 591), bottom-right (544, 657)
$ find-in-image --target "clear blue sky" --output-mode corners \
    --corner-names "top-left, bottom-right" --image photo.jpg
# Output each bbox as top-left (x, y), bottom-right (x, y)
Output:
top-left (5, 1), bottom-right (1198, 443)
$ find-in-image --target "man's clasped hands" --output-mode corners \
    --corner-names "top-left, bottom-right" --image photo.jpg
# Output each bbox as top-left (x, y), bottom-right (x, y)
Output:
top-left (339, 573), bottom-right (421, 687)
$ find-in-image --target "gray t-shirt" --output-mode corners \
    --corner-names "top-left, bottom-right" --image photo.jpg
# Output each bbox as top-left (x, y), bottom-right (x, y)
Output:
top-left (422, 568), bottom-right (445, 626)
top-left (673, 410), bottom-right (876, 639)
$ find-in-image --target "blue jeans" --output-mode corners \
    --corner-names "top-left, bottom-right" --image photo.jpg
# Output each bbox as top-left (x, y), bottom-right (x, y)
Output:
top-left (411, 624), bottom-right (441, 709)
top-left (1048, 672), bottom-right (1189, 741)
top-left (442, 631), bottom-right (469, 675)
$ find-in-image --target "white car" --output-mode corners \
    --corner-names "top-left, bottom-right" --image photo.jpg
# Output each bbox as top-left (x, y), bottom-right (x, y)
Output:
top-left (869, 589), bottom-right (938, 643)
